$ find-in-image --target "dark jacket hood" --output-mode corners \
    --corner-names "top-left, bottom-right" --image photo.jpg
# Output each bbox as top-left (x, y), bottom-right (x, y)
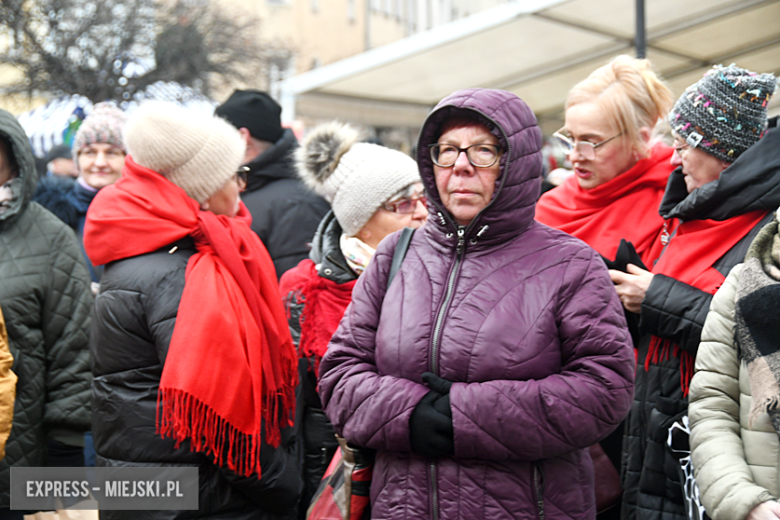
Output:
top-left (659, 124), bottom-right (780, 222)
top-left (0, 109), bottom-right (37, 228)
top-left (416, 89), bottom-right (543, 251)
top-left (244, 128), bottom-right (299, 191)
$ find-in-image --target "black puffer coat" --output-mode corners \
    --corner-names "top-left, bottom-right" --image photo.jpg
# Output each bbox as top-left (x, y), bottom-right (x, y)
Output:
top-left (0, 110), bottom-right (93, 507)
top-left (92, 237), bottom-right (303, 520)
top-left (241, 129), bottom-right (330, 279)
top-left (622, 121), bottom-right (780, 520)
top-left (283, 211), bottom-right (355, 518)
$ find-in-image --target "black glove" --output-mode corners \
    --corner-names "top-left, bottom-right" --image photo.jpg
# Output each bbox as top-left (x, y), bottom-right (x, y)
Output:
top-left (409, 390), bottom-right (454, 458)
top-left (422, 372), bottom-right (453, 418)
top-left (45, 439), bottom-right (85, 467)
top-left (422, 372), bottom-right (452, 395)
top-left (601, 239), bottom-right (648, 272)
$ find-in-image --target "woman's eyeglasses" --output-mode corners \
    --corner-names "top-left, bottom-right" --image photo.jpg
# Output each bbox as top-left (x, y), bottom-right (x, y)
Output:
top-left (233, 166), bottom-right (249, 192)
top-left (552, 128), bottom-right (623, 160)
top-left (429, 143), bottom-right (501, 168)
top-left (381, 195), bottom-right (427, 214)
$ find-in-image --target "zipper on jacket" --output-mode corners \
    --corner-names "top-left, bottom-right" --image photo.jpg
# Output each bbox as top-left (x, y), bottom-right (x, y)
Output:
top-left (427, 226), bottom-right (464, 520)
top-left (430, 462), bottom-right (439, 520)
top-left (534, 462), bottom-right (545, 520)
top-left (430, 226), bottom-right (465, 374)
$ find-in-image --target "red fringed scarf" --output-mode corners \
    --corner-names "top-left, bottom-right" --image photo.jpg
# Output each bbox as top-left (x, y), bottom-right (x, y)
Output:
top-left (279, 259), bottom-right (356, 375)
top-left (83, 156), bottom-right (298, 478)
top-left (535, 143), bottom-right (673, 265)
top-left (647, 209), bottom-right (768, 395)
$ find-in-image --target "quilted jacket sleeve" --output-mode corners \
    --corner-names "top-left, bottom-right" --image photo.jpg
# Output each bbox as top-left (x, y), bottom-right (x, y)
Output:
top-left (640, 274), bottom-right (712, 355)
top-left (0, 308), bottom-right (16, 460)
top-left (450, 249), bottom-right (635, 461)
top-left (43, 225), bottom-right (93, 444)
top-left (689, 265), bottom-right (775, 520)
top-left (319, 236), bottom-right (430, 452)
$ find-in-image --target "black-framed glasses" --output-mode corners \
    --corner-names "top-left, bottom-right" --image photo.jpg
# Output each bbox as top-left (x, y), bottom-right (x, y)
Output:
top-left (381, 195), bottom-right (427, 214)
top-left (429, 143), bottom-right (502, 168)
top-left (552, 128), bottom-right (623, 160)
top-left (233, 166), bottom-right (249, 192)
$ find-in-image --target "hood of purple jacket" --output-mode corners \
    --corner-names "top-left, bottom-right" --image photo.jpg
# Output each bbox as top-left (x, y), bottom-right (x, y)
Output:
top-left (416, 88), bottom-right (543, 250)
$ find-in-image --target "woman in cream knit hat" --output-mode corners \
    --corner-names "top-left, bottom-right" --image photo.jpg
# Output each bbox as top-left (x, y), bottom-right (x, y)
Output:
top-left (279, 122), bottom-right (426, 515)
top-left (84, 101), bottom-right (302, 520)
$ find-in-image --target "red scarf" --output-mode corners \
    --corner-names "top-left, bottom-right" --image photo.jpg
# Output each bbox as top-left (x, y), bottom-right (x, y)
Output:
top-left (535, 143), bottom-right (674, 265)
top-left (279, 259), bottom-right (356, 374)
top-left (647, 209), bottom-right (768, 395)
top-left (83, 157), bottom-right (298, 478)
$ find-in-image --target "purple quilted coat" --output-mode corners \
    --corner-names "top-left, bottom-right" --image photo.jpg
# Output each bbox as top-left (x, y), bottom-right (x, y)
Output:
top-left (318, 89), bottom-right (634, 520)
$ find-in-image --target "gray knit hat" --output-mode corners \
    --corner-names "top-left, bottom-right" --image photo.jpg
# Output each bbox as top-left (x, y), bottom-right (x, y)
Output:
top-left (73, 102), bottom-right (127, 154)
top-left (669, 64), bottom-right (776, 162)
top-left (124, 101), bottom-right (246, 204)
top-left (296, 122), bottom-right (421, 236)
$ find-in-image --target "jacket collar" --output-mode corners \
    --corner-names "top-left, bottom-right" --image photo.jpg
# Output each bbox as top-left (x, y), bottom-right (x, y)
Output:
top-left (244, 128), bottom-right (299, 192)
top-left (309, 211), bottom-right (358, 284)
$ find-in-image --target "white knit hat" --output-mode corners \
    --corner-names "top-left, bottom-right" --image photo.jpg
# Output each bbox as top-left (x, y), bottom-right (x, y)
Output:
top-left (296, 122), bottom-right (420, 236)
top-left (124, 101), bottom-right (246, 203)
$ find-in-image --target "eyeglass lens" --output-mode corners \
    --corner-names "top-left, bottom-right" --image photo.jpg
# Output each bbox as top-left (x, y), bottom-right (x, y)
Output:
top-left (395, 196), bottom-right (426, 213)
top-left (431, 144), bottom-right (499, 167)
top-left (553, 135), bottom-right (597, 161)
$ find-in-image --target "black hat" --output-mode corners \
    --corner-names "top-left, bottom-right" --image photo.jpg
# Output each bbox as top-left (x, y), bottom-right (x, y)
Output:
top-left (45, 144), bottom-right (73, 163)
top-left (215, 90), bottom-right (284, 143)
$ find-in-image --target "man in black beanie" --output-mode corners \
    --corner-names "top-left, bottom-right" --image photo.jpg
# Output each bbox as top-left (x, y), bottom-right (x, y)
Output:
top-left (216, 89), bottom-right (330, 278)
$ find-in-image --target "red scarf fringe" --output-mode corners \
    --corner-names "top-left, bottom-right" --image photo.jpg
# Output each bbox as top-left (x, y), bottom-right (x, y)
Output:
top-left (645, 209), bottom-right (768, 395)
top-left (644, 337), bottom-right (697, 397)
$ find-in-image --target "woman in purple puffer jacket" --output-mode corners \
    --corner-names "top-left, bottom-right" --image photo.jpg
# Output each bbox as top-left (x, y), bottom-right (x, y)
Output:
top-left (318, 88), bottom-right (635, 520)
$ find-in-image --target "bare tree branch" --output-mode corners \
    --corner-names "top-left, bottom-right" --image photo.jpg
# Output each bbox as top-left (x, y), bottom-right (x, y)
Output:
top-left (0, 0), bottom-right (287, 101)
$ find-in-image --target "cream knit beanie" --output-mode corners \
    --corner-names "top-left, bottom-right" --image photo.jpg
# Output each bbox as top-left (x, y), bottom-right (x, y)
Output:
top-left (124, 101), bottom-right (246, 203)
top-left (296, 122), bottom-right (420, 236)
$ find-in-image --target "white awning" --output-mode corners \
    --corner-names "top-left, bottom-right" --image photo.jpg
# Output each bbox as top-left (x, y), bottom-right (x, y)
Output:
top-left (280, 0), bottom-right (780, 132)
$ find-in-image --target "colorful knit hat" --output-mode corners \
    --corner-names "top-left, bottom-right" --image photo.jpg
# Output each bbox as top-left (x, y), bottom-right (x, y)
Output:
top-left (296, 122), bottom-right (420, 236)
top-left (124, 101), bottom-right (246, 204)
top-left (73, 102), bottom-right (127, 154)
top-left (669, 64), bottom-right (776, 162)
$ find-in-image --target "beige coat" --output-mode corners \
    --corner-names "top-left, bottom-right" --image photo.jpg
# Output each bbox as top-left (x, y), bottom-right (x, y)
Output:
top-left (689, 264), bottom-right (779, 520)
top-left (0, 308), bottom-right (16, 460)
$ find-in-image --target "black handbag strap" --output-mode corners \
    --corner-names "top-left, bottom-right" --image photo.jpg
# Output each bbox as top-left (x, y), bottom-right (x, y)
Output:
top-left (387, 227), bottom-right (415, 291)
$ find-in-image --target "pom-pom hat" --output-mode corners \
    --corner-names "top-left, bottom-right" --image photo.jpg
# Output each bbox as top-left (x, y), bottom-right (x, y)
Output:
top-left (124, 101), bottom-right (246, 204)
top-left (296, 122), bottom-right (421, 236)
top-left (669, 64), bottom-right (776, 162)
top-left (73, 102), bottom-right (127, 154)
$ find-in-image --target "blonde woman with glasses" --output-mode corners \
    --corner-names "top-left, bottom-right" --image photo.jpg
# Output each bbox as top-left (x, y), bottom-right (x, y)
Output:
top-left (536, 55), bottom-right (674, 268)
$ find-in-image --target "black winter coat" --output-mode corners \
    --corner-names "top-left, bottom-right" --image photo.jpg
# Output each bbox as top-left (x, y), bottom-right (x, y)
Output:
top-left (91, 236), bottom-right (302, 520)
top-left (621, 122), bottom-right (780, 520)
top-left (241, 129), bottom-right (330, 279)
top-left (0, 110), bottom-right (93, 507)
top-left (284, 211), bottom-right (354, 519)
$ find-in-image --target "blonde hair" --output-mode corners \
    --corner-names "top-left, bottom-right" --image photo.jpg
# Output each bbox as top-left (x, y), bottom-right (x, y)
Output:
top-left (566, 55), bottom-right (673, 157)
